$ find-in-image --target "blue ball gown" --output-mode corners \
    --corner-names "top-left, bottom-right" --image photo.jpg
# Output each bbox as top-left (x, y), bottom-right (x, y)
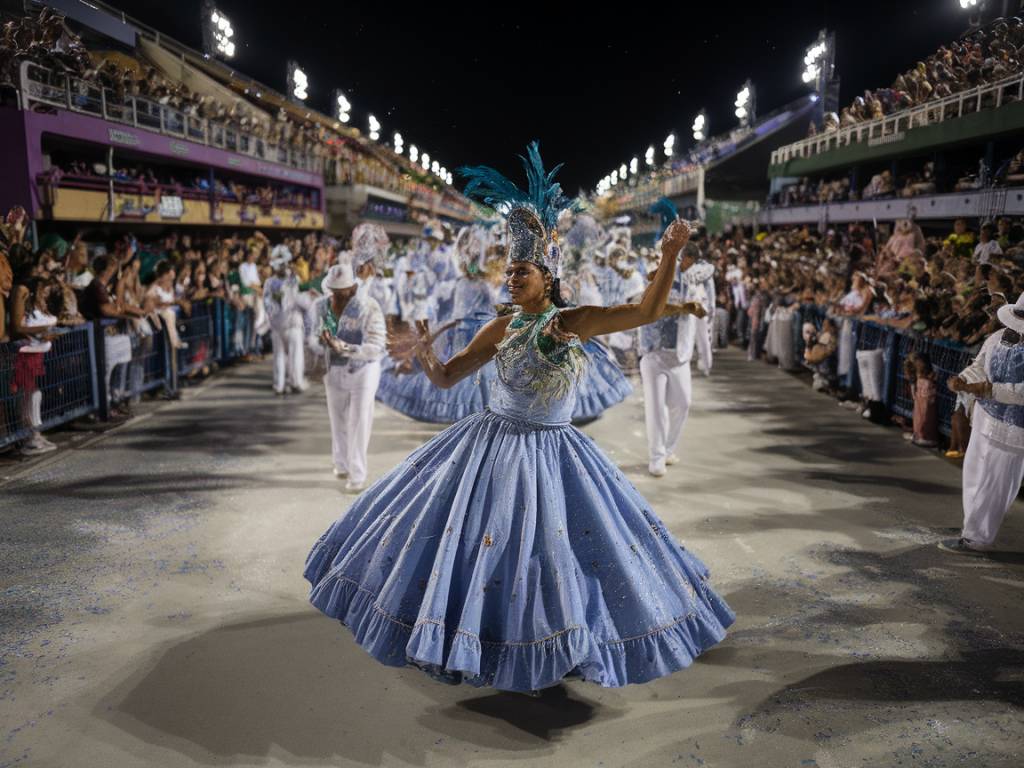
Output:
top-left (573, 338), bottom-right (633, 422)
top-left (376, 278), bottom-right (498, 424)
top-left (305, 304), bottom-right (734, 692)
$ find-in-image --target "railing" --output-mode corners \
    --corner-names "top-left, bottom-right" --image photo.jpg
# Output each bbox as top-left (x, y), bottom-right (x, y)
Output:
top-left (1, 324), bottom-right (98, 448)
top-left (18, 61), bottom-right (322, 174)
top-left (0, 299), bottom-right (263, 450)
top-left (786, 307), bottom-right (975, 438)
top-left (176, 301), bottom-right (217, 377)
top-left (771, 72), bottom-right (1024, 167)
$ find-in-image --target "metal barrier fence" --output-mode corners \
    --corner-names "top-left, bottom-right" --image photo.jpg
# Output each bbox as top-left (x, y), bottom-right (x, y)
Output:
top-left (176, 301), bottom-right (218, 377)
top-left (789, 312), bottom-right (976, 439)
top-left (0, 298), bottom-right (254, 450)
top-left (890, 334), bottom-right (974, 437)
top-left (0, 324), bottom-right (98, 449)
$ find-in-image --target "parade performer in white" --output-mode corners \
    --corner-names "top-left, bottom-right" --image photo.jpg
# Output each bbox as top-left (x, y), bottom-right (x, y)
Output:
top-left (351, 223), bottom-right (398, 326)
top-left (943, 292), bottom-right (1024, 554)
top-left (638, 243), bottom-right (708, 477)
top-left (679, 245), bottom-right (716, 376)
top-left (314, 262), bottom-right (387, 492)
top-left (263, 248), bottom-right (309, 396)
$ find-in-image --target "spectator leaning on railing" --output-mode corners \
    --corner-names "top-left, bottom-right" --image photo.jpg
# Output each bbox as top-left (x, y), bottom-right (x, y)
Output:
top-left (78, 254), bottom-right (142, 418)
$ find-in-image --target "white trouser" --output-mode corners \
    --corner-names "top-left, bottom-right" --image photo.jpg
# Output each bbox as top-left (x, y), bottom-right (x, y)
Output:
top-left (714, 308), bottom-right (730, 348)
top-left (271, 325), bottom-right (306, 392)
top-left (856, 349), bottom-right (885, 402)
top-left (21, 389), bottom-right (42, 429)
top-left (693, 315), bottom-right (713, 373)
top-left (640, 351), bottom-right (692, 467)
top-left (104, 333), bottom-right (132, 406)
top-left (962, 407), bottom-right (1024, 547)
top-left (324, 361), bottom-right (381, 484)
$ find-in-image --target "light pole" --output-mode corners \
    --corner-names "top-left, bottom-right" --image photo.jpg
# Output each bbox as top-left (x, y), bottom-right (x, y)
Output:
top-left (692, 110), bottom-right (707, 142)
top-left (734, 80), bottom-right (755, 129)
top-left (201, 3), bottom-right (235, 59)
top-left (802, 29), bottom-right (838, 129)
top-left (287, 61), bottom-right (309, 102)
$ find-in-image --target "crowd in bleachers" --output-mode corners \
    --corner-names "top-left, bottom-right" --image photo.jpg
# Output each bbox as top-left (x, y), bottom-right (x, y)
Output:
top-left (811, 16), bottom-right (1024, 137)
top-left (0, 205), bottom-right (350, 455)
top-left (1, 7), bottom-right (470, 212)
top-left (702, 215), bottom-right (1024, 455)
top-left (770, 145), bottom-right (1024, 208)
top-left (45, 159), bottom-right (317, 210)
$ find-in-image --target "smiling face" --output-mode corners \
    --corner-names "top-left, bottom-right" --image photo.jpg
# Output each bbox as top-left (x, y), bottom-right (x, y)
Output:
top-left (505, 261), bottom-right (548, 306)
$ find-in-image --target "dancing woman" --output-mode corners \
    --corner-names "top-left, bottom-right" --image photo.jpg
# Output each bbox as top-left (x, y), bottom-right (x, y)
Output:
top-left (305, 143), bottom-right (733, 692)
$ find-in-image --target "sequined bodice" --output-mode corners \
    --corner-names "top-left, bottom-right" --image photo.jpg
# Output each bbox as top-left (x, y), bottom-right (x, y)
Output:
top-left (490, 305), bottom-right (587, 425)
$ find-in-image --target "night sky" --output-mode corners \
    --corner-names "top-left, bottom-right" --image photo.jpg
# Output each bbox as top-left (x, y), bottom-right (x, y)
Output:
top-left (115, 0), bottom-right (973, 193)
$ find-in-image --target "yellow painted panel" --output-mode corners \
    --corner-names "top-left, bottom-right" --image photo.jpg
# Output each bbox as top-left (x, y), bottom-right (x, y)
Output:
top-left (48, 188), bottom-right (323, 230)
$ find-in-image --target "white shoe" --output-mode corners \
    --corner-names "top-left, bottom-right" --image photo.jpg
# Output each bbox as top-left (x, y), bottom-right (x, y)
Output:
top-left (648, 462), bottom-right (666, 478)
top-left (21, 436), bottom-right (57, 456)
top-left (665, 454), bottom-right (680, 466)
top-left (345, 479), bottom-right (367, 493)
top-left (333, 468), bottom-right (348, 479)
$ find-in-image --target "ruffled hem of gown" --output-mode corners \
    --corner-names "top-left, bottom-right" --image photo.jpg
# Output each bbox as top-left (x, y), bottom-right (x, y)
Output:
top-left (573, 341), bottom-right (632, 421)
top-left (305, 565), bottom-right (733, 691)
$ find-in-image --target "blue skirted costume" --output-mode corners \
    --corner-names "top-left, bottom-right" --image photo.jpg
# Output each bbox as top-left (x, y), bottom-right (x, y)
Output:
top-left (574, 338), bottom-right (633, 422)
top-left (305, 303), bottom-right (733, 691)
top-left (306, 141), bottom-right (733, 691)
top-left (376, 277), bottom-right (498, 423)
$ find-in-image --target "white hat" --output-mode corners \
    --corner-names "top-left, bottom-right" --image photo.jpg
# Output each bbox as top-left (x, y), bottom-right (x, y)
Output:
top-left (352, 222), bottom-right (390, 267)
top-left (270, 244), bottom-right (293, 270)
top-left (321, 263), bottom-right (356, 291)
top-left (997, 292), bottom-right (1024, 334)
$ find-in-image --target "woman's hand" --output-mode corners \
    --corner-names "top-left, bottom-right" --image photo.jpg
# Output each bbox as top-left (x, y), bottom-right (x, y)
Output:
top-left (660, 220), bottom-right (692, 261)
top-left (679, 301), bottom-right (707, 319)
top-left (386, 322), bottom-right (421, 360)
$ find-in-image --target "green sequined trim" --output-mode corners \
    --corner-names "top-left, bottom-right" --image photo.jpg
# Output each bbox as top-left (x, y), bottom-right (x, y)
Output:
top-left (496, 305), bottom-right (588, 404)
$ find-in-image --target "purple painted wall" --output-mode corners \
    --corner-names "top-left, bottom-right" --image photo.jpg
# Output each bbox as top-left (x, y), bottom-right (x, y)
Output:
top-left (0, 106), bottom-right (324, 218)
top-left (0, 108), bottom-right (38, 217)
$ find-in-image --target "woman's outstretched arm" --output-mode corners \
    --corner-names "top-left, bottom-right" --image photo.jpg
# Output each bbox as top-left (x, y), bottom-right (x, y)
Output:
top-left (560, 220), bottom-right (694, 341)
top-left (414, 315), bottom-right (512, 389)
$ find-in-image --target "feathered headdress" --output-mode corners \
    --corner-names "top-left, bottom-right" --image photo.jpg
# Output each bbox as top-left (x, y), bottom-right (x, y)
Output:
top-left (649, 197), bottom-right (679, 242)
top-left (459, 141), bottom-right (578, 273)
top-left (352, 222), bottom-right (390, 269)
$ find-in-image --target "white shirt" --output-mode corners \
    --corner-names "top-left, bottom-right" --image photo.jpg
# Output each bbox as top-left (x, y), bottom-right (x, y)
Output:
top-left (974, 240), bottom-right (1003, 265)
top-left (959, 332), bottom-right (1024, 449)
top-left (239, 261), bottom-right (261, 288)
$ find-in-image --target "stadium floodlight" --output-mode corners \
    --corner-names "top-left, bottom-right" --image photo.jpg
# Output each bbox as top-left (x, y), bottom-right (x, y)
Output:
top-left (664, 132), bottom-right (676, 157)
top-left (393, 132), bottom-right (404, 154)
top-left (287, 61), bottom-right (309, 102)
top-left (619, 163), bottom-right (627, 179)
top-left (421, 152), bottom-right (431, 171)
top-left (368, 114), bottom-right (381, 141)
top-left (734, 80), bottom-right (754, 127)
top-left (202, 3), bottom-right (235, 59)
top-left (333, 90), bottom-right (352, 123)
top-left (409, 144), bottom-right (419, 163)
top-left (692, 110), bottom-right (707, 142)
top-left (611, 170), bottom-right (619, 186)
top-left (959, 0), bottom-right (978, 7)
top-left (446, 172), bottom-right (453, 185)
top-left (431, 160), bottom-right (440, 175)
top-left (645, 146), bottom-right (655, 166)
top-left (629, 157), bottom-right (639, 175)
top-left (802, 31), bottom-right (830, 85)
